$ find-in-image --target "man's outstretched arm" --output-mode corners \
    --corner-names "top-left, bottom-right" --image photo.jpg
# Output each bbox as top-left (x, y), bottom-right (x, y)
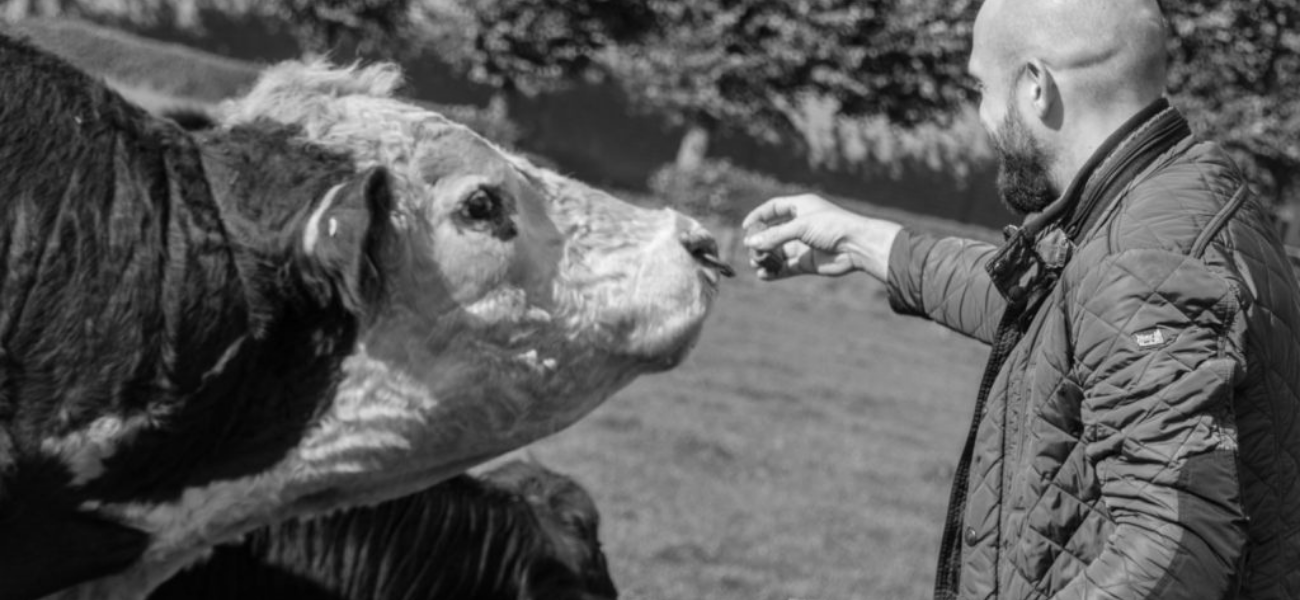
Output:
top-left (742, 194), bottom-right (901, 281)
top-left (743, 194), bottom-right (1006, 344)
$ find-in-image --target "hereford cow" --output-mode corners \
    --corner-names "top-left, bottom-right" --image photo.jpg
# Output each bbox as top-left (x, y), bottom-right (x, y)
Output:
top-left (150, 460), bottom-right (615, 600)
top-left (0, 33), bottom-right (398, 600)
top-left (5, 38), bottom-right (727, 600)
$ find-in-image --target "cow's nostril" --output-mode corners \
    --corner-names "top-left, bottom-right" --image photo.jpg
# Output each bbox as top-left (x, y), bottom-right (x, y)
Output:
top-left (681, 233), bottom-right (718, 259)
top-left (680, 230), bottom-right (735, 278)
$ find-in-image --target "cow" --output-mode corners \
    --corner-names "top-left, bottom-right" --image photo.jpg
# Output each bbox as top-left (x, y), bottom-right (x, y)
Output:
top-left (0, 32), bottom-right (397, 600)
top-left (149, 460), bottom-right (616, 600)
top-left (2, 37), bottom-right (728, 600)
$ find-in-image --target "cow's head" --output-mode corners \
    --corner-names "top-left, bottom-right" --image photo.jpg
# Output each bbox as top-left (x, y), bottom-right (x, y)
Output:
top-left (212, 62), bottom-right (729, 507)
top-left (88, 61), bottom-right (728, 584)
top-left (225, 63), bottom-right (726, 365)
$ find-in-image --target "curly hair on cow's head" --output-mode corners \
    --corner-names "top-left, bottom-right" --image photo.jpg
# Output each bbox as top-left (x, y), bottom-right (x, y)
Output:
top-left (216, 59), bottom-right (550, 228)
top-left (229, 59), bottom-right (406, 111)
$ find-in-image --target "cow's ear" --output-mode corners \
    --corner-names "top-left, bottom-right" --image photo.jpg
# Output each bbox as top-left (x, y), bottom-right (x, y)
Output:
top-left (300, 166), bottom-right (396, 315)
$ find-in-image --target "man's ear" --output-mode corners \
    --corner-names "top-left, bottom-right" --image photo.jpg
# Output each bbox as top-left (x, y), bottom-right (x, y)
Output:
top-left (298, 166), bottom-right (396, 316)
top-left (1024, 59), bottom-right (1059, 123)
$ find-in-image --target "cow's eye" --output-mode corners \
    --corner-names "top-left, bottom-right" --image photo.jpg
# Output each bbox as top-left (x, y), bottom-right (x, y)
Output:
top-left (457, 187), bottom-right (517, 240)
top-left (461, 189), bottom-right (503, 222)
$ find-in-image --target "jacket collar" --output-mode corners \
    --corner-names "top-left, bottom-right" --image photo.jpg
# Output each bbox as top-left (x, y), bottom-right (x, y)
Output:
top-left (986, 98), bottom-right (1193, 304)
top-left (1045, 97), bottom-right (1191, 241)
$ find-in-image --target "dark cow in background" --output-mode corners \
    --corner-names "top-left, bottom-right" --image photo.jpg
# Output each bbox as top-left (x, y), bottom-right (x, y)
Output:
top-left (0, 33), bottom-right (393, 600)
top-left (151, 460), bottom-right (616, 600)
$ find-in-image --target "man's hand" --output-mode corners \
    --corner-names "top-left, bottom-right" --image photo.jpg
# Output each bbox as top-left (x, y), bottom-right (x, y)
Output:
top-left (742, 194), bottom-right (902, 281)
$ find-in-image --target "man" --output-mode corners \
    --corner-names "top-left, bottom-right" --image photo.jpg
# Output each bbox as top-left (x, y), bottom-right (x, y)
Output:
top-left (743, 0), bottom-right (1300, 598)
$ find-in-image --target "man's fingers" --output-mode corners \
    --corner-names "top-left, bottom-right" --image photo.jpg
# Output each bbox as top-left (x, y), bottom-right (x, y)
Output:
top-left (752, 241), bottom-right (810, 281)
top-left (756, 258), bottom-right (796, 281)
top-left (791, 244), bottom-right (822, 276)
top-left (745, 220), bottom-right (804, 252)
top-left (741, 195), bottom-right (801, 231)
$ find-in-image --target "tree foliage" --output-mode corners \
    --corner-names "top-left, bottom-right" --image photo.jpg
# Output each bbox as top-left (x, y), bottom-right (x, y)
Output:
top-left (1164, 0), bottom-right (1300, 216)
top-left (605, 0), bottom-right (979, 169)
top-left (1, 0), bottom-right (424, 57)
top-left (444, 0), bottom-right (656, 98)
top-left (610, 1), bottom-right (977, 138)
top-left (252, 0), bottom-right (422, 56)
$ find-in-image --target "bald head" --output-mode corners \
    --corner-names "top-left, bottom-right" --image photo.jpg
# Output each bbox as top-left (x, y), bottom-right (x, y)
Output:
top-left (971, 0), bottom-right (1168, 106)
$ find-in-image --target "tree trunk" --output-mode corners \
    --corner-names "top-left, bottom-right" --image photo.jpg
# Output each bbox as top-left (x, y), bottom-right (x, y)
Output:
top-left (38, 0), bottom-right (62, 17)
top-left (674, 123), bottom-right (711, 172)
top-left (4, 0), bottom-right (34, 20)
top-left (487, 89), bottom-right (511, 120)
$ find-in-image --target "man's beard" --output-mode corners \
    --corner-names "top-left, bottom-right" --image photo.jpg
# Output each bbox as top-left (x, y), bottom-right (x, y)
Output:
top-left (992, 105), bottom-right (1057, 215)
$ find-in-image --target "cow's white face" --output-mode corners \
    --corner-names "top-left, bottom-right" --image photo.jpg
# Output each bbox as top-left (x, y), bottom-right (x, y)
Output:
top-left (281, 120), bottom-right (725, 506)
top-left (72, 60), bottom-right (727, 590)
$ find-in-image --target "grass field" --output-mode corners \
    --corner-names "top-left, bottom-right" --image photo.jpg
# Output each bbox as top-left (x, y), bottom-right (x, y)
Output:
top-left (525, 264), bottom-right (990, 600)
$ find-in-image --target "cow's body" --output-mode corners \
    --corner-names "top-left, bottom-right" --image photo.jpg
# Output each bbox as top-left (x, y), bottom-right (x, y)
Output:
top-left (0, 34), bottom-right (392, 599)
top-left (150, 461), bottom-right (616, 600)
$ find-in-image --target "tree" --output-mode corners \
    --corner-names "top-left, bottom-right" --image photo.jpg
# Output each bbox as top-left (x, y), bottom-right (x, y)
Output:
top-left (442, 0), bottom-right (656, 116)
top-left (607, 0), bottom-right (979, 172)
top-left (1164, 0), bottom-right (1300, 242)
top-left (1, 0), bottom-right (425, 58)
top-left (249, 0), bottom-right (425, 57)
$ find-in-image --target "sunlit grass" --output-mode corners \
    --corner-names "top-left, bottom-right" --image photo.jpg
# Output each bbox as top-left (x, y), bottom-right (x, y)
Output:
top-left (532, 270), bottom-right (989, 600)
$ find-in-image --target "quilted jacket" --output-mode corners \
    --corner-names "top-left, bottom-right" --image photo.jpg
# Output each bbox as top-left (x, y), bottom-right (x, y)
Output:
top-left (887, 99), bottom-right (1300, 600)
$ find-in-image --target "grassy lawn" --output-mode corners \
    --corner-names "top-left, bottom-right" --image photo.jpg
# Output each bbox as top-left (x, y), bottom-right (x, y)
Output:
top-left (529, 267), bottom-right (990, 600)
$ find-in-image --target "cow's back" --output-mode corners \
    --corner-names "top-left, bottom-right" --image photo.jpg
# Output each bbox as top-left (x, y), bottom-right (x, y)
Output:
top-left (0, 31), bottom-right (234, 597)
top-left (0, 32), bottom-right (249, 481)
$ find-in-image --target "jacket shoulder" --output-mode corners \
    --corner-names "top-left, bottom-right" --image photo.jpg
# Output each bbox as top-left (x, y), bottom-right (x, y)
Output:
top-left (1102, 140), bottom-right (1252, 255)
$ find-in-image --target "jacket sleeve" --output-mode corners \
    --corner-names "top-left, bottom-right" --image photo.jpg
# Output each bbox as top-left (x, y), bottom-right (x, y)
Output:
top-left (1053, 248), bottom-right (1248, 600)
top-left (885, 228), bottom-right (1005, 344)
